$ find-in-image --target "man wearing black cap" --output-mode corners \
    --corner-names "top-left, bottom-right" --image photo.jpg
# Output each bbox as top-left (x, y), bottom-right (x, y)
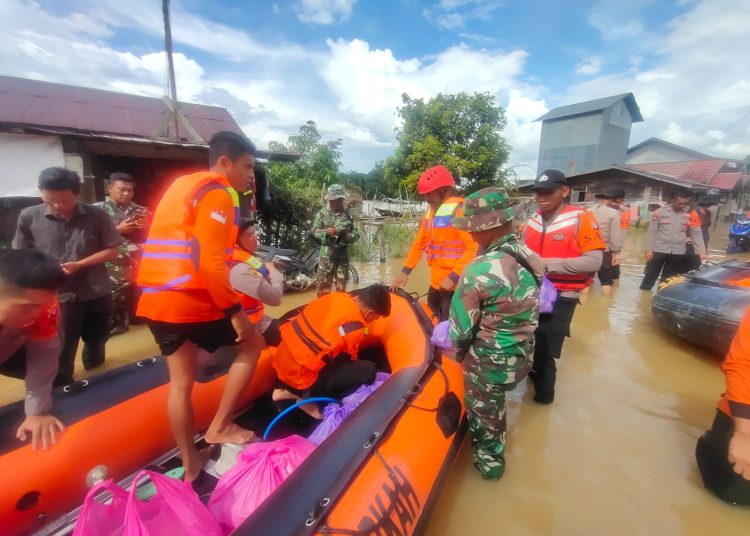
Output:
top-left (522, 170), bottom-right (605, 404)
top-left (591, 189), bottom-right (623, 294)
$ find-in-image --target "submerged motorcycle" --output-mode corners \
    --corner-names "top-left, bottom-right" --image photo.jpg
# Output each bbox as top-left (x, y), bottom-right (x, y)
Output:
top-left (727, 212), bottom-right (750, 253)
top-left (256, 242), bottom-right (359, 292)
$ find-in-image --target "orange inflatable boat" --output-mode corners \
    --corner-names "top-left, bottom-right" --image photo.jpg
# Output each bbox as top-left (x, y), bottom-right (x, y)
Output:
top-left (2, 290), bottom-right (466, 536)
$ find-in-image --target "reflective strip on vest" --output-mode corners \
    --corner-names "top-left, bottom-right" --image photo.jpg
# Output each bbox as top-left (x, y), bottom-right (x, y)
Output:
top-left (338, 321), bottom-right (366, 337)
top-left (142, 238), bottom-right (193, 260)
top-left (141, 274), bottom-right (193, 293)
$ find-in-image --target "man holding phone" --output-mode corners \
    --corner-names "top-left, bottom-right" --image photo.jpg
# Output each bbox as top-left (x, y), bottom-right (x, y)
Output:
top-left (96, 172), bottom-right (151, 334)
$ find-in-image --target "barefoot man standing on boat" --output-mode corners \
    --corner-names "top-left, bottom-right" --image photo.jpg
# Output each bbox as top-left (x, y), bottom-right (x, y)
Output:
top-left (136, 131), bottom-right (264, 482)
top-left (449, 188), bottom-right (543, 480)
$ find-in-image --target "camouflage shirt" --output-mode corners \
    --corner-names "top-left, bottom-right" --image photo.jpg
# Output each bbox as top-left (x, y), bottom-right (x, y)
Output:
top-left (311, 207), bottom-right (359, 260)
top-left (449, 233), bottom-right (542, 384)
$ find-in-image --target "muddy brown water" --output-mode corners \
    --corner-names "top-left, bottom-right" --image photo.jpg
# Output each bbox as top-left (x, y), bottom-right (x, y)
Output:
top-left (1, 223), bottom-right (748, 534)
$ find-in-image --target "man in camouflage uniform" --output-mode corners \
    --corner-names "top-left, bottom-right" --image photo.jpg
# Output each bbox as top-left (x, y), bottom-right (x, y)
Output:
top-left (449, 187), bottom-right (543, 480)
top-left (96, 173), bottom-right (150, 334)
top-left (311, 184), bottom-right (359, 297)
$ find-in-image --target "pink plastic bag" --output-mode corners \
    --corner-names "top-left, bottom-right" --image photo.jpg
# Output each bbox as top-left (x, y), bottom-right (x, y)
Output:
top-left (430, 321), bottom-right (453, 350)
top-left (309, 372), bottom-right (390, 445)
top-left (208, 435), bottom-right (316, 534)
top-left (73, 480), bottom-right (128, 536)
top-left (123, 470), bottom-right (222, 536)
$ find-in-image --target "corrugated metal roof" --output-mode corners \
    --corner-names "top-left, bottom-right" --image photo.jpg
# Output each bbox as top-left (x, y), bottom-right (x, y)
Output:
top-left (535, 93), bottom-right (643, 123)
top-left (626, 160), bottom-right (726, 185)
top-left (710, 172), bottom-right (745, 190)
top-left (0, 75), bottom-right (243, 143)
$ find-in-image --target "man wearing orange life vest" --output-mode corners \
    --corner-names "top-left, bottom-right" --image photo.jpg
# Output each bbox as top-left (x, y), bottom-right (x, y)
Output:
top-left (391, 166), bottom-right (478, 321)
top-left (230, 219), bottom-right (284, 346)
top-left (271, 284), bottom-right (391, 418)
top-left (523, 169), bottom-right (605, 404)
top-left (136, 131), bottom-right (264, 482)
top-left (696, 306), bottom-right (750, 504)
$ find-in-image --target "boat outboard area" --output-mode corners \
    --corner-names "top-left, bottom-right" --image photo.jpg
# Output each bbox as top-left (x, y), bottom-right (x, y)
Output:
top-left (2, 291), bottom-right (466, 536)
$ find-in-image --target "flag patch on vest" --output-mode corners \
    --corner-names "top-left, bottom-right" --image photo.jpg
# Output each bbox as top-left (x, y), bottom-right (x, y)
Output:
top-left (210, 210), bottom-right (227, 224)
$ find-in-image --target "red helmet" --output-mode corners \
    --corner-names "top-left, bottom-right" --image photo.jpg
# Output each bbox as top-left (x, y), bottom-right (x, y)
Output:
top-left (417, 165), bottom-right (455, 194)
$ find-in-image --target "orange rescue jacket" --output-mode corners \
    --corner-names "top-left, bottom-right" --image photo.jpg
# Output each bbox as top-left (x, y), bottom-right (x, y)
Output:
top-left (718, 307), bottom-right (750, 419)
top-left (275, 294), bottom-right (367, 387)
top-left (525, 205), bottom-right (603, 292)
top-left (620, 208), bottom-right (631, 230)
top-left (136, 171), bottom-right (241, 322)
top-left (402, 196), bottom-right (478, 288)
top-left (231, 249), bottom-right (266, 324)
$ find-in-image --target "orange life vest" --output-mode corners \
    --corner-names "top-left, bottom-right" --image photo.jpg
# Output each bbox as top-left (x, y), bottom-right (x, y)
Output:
top-left (525, 205), bottom-right (592, 292)
top-left (136, 171), bottom-right (239, 294)
top-left (423, 196), bottom-right (468, 268)
top-left (620, 208), bottom-right (631, 230)
top-left (231, 249), bottom-right (266, 324)
top-left (276, 293), bottom-right (367, 379)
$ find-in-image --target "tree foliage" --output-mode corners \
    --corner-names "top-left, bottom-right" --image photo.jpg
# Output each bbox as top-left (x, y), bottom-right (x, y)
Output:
top-left (384, 92), bottom-right (511, 194)
top-left (339, 161), bottom-right (402, 198)
top-left (260, 121), bottom-right (342, 248)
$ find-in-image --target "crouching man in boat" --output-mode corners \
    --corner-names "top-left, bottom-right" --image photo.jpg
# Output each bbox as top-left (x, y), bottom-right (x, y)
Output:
top-left (391, 166), bottom-right (478, 322)
top-left (449, 188), bottom-right (543, 480)
top-left (696, 307), bottom-right (750, 505)
top-left (0, 250), bottom-right (67, 450)
top-left (230, 219), bottom-right (285, 346)
top-left (271, 284), bottom-right (391, 418)
top-left (136, 131), bottom-right (264, 482)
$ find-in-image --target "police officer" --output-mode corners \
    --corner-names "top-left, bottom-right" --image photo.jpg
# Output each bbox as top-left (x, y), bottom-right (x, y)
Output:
top-left (450, 187), bottom-right (543, 480)
top-left (591, 189), bottom-right (623, 294)
top-left (640, 190), bottom-right (706, 290)
top-left (311, 184), bottom-right (359, 297)
top-left (523, 170), bottom-right (605, 404)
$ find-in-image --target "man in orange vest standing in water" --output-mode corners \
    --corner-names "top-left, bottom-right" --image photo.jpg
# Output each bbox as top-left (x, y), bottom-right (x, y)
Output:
top-left (136, 131), bottom-right (263, 482)
top-left (391, 166), bottom-right (478, 321)
top-left (523, 169), bottom-right (605, 404)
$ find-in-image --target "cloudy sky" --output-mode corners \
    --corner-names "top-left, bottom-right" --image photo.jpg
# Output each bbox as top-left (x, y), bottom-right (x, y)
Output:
top-left (2, 0), bottom-right (749, 179)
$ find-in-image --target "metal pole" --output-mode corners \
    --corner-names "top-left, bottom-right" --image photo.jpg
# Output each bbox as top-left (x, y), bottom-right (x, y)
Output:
top-left (162, 0), bottom-right (180, 142)
top-left (378, 223), bottom-right (386, 263)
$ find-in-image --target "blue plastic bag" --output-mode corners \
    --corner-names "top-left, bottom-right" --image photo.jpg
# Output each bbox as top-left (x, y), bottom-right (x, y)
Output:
top-left (430, 321), bottom-right (453, 350)
top-left (539, 275), bottom-right (558, 314)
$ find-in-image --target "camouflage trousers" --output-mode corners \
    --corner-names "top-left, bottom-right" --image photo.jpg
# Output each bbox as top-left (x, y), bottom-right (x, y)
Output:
top-left (107, 257), bottom-right (133, 335)
top-left (316, 256), bottom-right (349, 297)
top-left (464, 371), bottom-right (518, 480)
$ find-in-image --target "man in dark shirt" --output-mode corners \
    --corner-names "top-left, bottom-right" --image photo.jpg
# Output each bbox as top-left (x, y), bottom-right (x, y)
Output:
top-left (13, 168), bottom-right (122, 385)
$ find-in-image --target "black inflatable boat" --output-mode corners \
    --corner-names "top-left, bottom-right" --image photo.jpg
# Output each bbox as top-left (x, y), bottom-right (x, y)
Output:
top-left (652, 260), bottom-right (750, 355)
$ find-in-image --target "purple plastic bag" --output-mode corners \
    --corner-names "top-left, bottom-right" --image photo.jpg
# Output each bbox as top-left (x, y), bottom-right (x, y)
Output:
top-left (208, 435), bottom-right (316, 534)
top-left (309, 372), bottom-right (390, 445)
top-left (539, 275), bottom-right (558, 314)
top-left (123, 470), bottom-right (222, 536)
top-left (73, 480), bottom-right (128, 536)
top-left (430, 321), bottom-right (453, 350)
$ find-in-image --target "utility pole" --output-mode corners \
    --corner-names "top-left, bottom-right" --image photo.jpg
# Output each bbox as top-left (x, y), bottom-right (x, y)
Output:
top-left (162, 0), bottom-right (180, 142)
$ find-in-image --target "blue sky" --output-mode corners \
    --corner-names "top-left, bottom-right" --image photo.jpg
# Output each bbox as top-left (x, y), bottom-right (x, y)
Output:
top-left (2, 0), bottom-right (749, 179)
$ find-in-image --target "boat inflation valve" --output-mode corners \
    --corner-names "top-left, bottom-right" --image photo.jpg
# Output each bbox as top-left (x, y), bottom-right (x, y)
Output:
top-left (86, 465), bottom-right (108, 487)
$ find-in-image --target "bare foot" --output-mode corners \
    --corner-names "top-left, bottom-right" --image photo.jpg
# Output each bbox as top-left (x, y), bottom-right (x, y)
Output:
top-left (299, 403), bottom-right (323, 420)
top-left (272, 388), bottom-right (298, 402)
top-left (184, 445), bottom-right (214, 482)
top-left (204, 422), bottom-right (257, 445)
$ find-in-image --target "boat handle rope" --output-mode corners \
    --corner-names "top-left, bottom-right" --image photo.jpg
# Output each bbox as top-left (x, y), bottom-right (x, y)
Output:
top-left (314, 449), bottom-right (405, 536)
top-left (262, 397), bottom-right (338, 441)
top-left (62, 379), bottom-right (89, 394)
top-left (402, 361), bottom-right (450, 413)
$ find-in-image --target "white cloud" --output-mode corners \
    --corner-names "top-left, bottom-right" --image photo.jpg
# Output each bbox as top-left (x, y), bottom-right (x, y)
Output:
top-left (575, 55), bottom-right (605, 75)
top-left (588, 0), bottom-right (651, 41)
top-left (424, 0), bottom-right (504, 30)
top-left (295, 0), bottom-right (357, 25)
top-left (272, 4), bottom-right (281, 14)
top-left (566, 0), bottom-right (750, 160)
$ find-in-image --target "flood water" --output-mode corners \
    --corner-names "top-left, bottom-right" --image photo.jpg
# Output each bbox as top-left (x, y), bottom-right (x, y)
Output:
top-left (1, 222), bottom-right (748, 535)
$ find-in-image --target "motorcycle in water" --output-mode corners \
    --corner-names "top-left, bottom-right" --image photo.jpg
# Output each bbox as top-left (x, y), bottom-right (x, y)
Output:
top-left (256, 242), bottom-right (360, 292)
top-left (727, 212), bottom-right (750, 253)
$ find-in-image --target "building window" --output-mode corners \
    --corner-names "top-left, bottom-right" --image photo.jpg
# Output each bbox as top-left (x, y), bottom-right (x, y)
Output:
top-left (571, 187), bottom-right (587, 204)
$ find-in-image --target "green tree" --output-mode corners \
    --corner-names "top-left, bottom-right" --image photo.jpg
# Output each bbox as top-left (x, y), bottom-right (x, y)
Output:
top-left (384, 92), bottom-right (511, 194)
top-left (260, 121), bottom-right (342, 248)
top-left (340, 161), bottom-right (401, 198)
